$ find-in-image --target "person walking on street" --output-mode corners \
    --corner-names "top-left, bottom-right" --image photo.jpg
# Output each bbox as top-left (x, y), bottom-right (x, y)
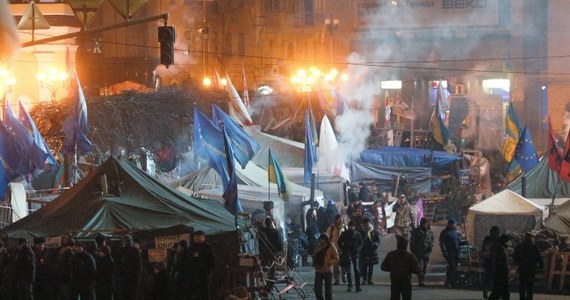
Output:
top-left (439, 218), bottom-right (461, 288)
top-left (393, 194), bottom-right (415, 237)
top-left (312, 234), bottom-right (339, 300)
top-left (481, 226), bottom-right (501, 299)
top-left (512, 232), bottom-right (544, 300)
top-left (338, 220), bottom-right (363, 293)
top-left (326, 214), bottom-right (346, 285)
top-left (410, 217), bottom-right (434, 287)
top-left (381, 235), bottom-right (421, 300)
top-left (360, 218), bottom-right (380, 285)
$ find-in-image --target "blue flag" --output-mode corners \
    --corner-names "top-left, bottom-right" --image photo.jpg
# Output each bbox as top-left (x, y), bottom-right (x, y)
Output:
top-left (63, 73), bottom-right (92, 156)
top-left (3, 100), bottom-right (34, 166)
top-left (304, 111), bottom-right (318, 185)
top-left (0, 122), bottom-right (31, 179)
top-left (221, 125), bottom-right (243, 214)
top-left (18, 100), bottom-right (58, 168)
top-left (211, 104), bottom-right (260, 169)
top-left (514, 126), bottom-right (539, 174)
top-left (193, 108), bottom-right (230, 188)
top-left (268, 149), bottom-right (291, 201)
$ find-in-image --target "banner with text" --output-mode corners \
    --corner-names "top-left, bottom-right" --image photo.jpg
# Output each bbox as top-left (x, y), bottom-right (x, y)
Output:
top-left (154, 233), bottom-right (190, 250)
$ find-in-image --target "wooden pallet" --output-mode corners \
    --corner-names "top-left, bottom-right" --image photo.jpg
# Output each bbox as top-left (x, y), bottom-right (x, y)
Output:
top-left (547, 251), bottom-right (570, 290)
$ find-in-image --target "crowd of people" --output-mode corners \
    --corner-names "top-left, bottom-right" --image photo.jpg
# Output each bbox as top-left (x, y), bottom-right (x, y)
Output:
top-left (0, 231), bottom-right (215, 300)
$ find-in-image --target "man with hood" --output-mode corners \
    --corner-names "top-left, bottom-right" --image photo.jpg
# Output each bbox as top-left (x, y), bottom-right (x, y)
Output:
top-left (115, 235), bottom-right (142, 300)
top-left (439, 218), bottom-right (461, 287)
top-left (312, 233), bottom-right (339, 300)
top-left (410, 217), bottom-right (434, 287)
top-left (488, 234), bottom-right (511, 300)
top-left (381, 235), bottom-right (421, 300)
top-left (188, 230), bottom-right (215, 299)
top-left (338, 220), bottom-right (363, 292)
top-left (172, 240), bottom-right (190, 299)
top-left (481, 225), bottom-right (501, 299)
top-left (512, 232), bottom-right (544, 300)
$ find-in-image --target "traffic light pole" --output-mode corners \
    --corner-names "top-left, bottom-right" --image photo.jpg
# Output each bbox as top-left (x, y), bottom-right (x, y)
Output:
top-left (21, 13), bottom-right (169, 48)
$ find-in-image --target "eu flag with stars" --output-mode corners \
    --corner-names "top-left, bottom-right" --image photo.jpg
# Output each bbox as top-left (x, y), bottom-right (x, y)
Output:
top-left (211, 104), bottom-right (260, 169)
top-left (221, 125), bottom-right (243, 215)
top-left (3, 100), bottom-right (34, 167)
top-left (18, 100), bottom-right (58, 168)
top-left (514, 126), bottom-right (538, 174)
top-left (63, 73), bottom-right (92, 156)
top-left (193, 108), bottom-right (230, 188)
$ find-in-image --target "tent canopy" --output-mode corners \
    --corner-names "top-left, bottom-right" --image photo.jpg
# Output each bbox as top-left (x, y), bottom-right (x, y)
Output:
top-left (359, 146), bottom-right (461, 175)
top-left (350, 161), bottom-right (432, 193)
top-left (508, 156), bottom-right (570, 198)
top-left (247, 128), bottom-right (304, 168)
top-left (466, 189), bottom-right (543, 247)
top-left (544, 198), bottom-right (570, 234)
top-left (0, 157), bottom-right (240, 239)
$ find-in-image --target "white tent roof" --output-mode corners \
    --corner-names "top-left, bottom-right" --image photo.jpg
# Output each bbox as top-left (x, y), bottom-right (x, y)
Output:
top-left (469, 189), bottom-right (543, 215)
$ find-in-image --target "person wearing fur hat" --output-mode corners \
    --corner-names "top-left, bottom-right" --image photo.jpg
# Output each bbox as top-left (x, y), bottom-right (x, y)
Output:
top-left (381, 235), bottom-right (421, 300)
top-left (312, 233), bottom-right (339, 300)
top-left (439, 218), bottom-right (461, 288)
top-left (410, 217), bottom-right (434, 287)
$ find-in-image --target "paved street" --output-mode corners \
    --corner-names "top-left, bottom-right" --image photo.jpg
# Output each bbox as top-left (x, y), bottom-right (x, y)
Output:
top-left (276, 225), bottom-right (570, 299)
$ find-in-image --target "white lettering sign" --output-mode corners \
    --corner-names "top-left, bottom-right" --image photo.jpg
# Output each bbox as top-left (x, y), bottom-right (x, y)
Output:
top-left (44, 236), bottom-right (62, 249)
top-left (154, 233), bottom-right (190, 250)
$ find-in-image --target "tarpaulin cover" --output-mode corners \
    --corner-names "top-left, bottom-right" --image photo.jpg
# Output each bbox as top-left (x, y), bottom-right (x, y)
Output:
top-left (358, 146), bottom-right (461, 175)
top-left (247, 128), bottom-right (305, 168)
top-left (0, 156), bottom-right (242, 239)
top-left (508, 156), bottom-right (570, 198)
top-left (350, 161), bottom-right (432, 193)
top-left (466, 189), bottom-right (543, 247)
top-left (545, 199), bottom-right (570, 234)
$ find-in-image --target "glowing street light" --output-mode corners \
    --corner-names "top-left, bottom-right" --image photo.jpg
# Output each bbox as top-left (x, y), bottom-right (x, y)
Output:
top-left (37, 67), bottom-right (68, 102)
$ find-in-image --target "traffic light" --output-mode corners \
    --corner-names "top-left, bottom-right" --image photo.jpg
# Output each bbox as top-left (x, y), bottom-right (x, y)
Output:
top-left (158, 26), bottom-right (175, 67)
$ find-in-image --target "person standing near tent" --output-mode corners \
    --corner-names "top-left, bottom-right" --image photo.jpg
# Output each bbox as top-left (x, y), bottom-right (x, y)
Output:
top-left (115, 235), bottom-right (142, 300)
top-left (260, 217), bottom-right (284, 292)
top-left (358, 182), bottom-right (370, 202)
top-left (439, 218), bottom-right (461, 288)
top-left (360, 217), bottom-right (380, 285)
top-left (312, 233), bottom-right (339, 300)
top-left (188, 230), bottom-right (215, 299)
top-left (488, 234), bottom-right (511, 300)
top-left (32, 237), bottom-right (49, 299)
top-left (172, 240), bottom-right (191, 300)
top-left (0, 241), bottom-right (10, 300)
top-left (69, 242), bottom-right (96, 300)
top-left (512, 232), bottom-right (544, 300)
top-left (393, 194), bottom-right (415, 238)
top-left (13, 238), bottom-right (36, 300)
top-left (326, 214), bottom-right (346, 285)
top-left (410, 217), bottom-right (434, 287)
top-left (481, 226), bottom-right (501, 299)
top-left (306, 201), bottom-right (320, 263)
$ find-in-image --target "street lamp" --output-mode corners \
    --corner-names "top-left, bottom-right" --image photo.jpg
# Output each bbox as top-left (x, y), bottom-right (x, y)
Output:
top-left (0, 69), bottom-right (16, 115)
top-left (37, 67), bottom-right (67, 102)
top-left (324, 14), bottom-right (340, 62)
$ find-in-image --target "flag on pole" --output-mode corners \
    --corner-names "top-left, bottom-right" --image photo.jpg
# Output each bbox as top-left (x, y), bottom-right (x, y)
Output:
top-left (242, 65), bottom-right (250, 111)
top-left (18, 100), bottom-right (58, 168)
top-left (268, 149), bottom-right (291, 201)
top-left (211, 104), bottom-right (260, 169)
top-left (0, 122), bottom-right (30, 178)
top-left (304, 111), bottom-right (318, 185)
top-left (514, 126), bottom-right (539, 174)
top-left (318, 115), bottom-right (350, 181)
top-left (3, 100), bottom-right (34, 166)
top-left (225, 71), bottom-right (253, 126)
top-left (384, 89), bottom-right (391, 126)
top-left (193, 108), bottom-right (230, 188)
top-left (547, 117), bottom-right (563, 173)
top-left (221, 125), bottom-right (243, 214)
top-left (429, 95), bottom-right (449, 147)
top-left (316, 79), bottom-right (344, 117)
top-left (308, 102), bottom-right (319, 145)
top-left (503, 101), bottom-right (522, 163)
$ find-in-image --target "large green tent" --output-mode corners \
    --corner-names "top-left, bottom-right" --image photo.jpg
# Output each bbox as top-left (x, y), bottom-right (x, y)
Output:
top-left (508, 157), bottom-right (570, 198)
top-left (0, 156), bottom-right (241, 239)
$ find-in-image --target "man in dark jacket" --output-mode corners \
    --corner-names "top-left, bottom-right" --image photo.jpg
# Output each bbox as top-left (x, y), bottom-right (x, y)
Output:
top-left (32, 237), bottom-right (49, 300)
top-left (172, 240), bottom-right (190, 300)
top-left (115, 235), bottom-right (142, 300)
top-left (489, 234), bottom-right (510, 300)
top-left (381, 235), bottom-right (421, 300)
top-left (410, 217), bottom-right (434, 287)
top-left (481, 225), bottom-right (501, 299)
top-left (360, 218), bottom-right (380, 285)
top-left (512, 232), bottom-right (544, 300)
top-left (439, 218), bottom-right (461, 287)
top-left (188, 230), bottom-right (215, 300)
top-left (338, 220), bottom-right (363, 292)
top-left (69, 243), bottom-right (96, 300)
top-left (13, 238), bottom-right (36, 300)
top-left (358, 182), bottom-right (369, 202)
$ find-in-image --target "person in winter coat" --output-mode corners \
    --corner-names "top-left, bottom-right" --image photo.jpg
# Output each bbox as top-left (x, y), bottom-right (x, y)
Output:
top-left (172, 240), bottom-right (190, 300)
top-left (13, 238), bottom-right (36, 300)
top-left (512, 232), bottom-right (544, 300)
top-left (326, 214), bottom-right (346, 285)
top-left (381, 235), bottom-right (421, 300)
top-left (188, 230), bottom-right (216, 299)
top-left (481, 225), bottom-right (501, 299)
top-left (312, 234), bottom-right (339, 300)
top-left (94, 245), bottom-right (115, 300)
top-left (115, 235), bottom-right (142, 300)
top-left (69, 243), bottom-right (96, 300)
top-left (488, 234), bottom-right (511, 300)
top-left (360, 218), bottom-right (380, 285)
top-left (338, 220), bottom-right (363, 293)
top-left (393, 194), bottom-right (415, 237)
top-left (410, 217), bottom-right (435, 287)
top-left (439, 218), bottom-right (462, 287)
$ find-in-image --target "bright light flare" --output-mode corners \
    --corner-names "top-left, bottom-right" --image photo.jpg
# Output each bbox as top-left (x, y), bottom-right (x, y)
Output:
top-left (203, 77), bottom-right (212, 87)
top-left (220, 78), bottom-right (227, 87)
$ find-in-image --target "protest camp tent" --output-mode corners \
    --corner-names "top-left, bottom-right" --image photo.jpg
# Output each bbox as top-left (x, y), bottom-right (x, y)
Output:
top-left (544, 199), bottom-right (570, 234)
top-left (508, 157), bottom-right (570, 198)
top-left (0, 156), bottom-right (242, 239)
top-left (466, 189), bottom-right (543, 247)
top-left (247, 128), bottom-right (305, 168)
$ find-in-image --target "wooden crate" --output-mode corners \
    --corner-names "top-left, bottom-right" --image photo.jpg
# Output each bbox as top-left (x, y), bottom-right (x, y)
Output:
top-left (547, 251), bottom-right (570, 290)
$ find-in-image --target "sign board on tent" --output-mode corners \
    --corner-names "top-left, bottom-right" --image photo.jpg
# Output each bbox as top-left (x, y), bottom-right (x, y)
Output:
top-left (45, 236), bottom-right (62, 248)
top-left (148, 248), bottom-right (168, 263)
top-left (154, 233), bottom-right (190, 250)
